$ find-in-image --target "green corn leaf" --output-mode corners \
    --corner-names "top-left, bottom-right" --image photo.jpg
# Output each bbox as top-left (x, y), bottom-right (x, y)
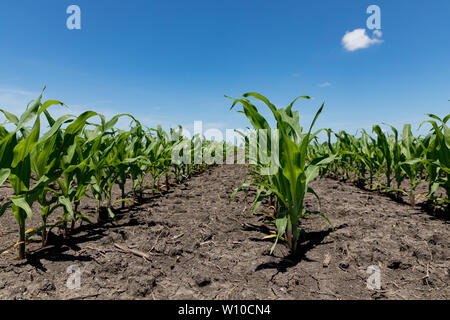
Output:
top-left (0, 200), bottom-right (12, 218)
top-left (271, 210), bottom-right (288, 255)
top-left (11, 197), bottom-right (33, 220)
top-left (0, 110), bottom-right (19, 125)
top-left (0, 168), bottom-right (10, 186)
top-left (58, 196), bottom-right (74, 219)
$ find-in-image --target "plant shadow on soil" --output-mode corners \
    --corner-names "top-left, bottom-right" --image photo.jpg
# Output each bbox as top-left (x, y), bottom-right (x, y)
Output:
top-left (15, 187), bottom-right (178, 271)
top-left (254, 224), bottom-right (346, 273)
top-left (330, 176), bottom-right (449, 222)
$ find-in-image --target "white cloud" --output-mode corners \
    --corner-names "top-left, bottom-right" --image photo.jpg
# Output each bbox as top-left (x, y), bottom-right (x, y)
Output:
top-left (341, 28), bottom-right (383, 51)
top-left (319, 82), bottom-right (332, 88)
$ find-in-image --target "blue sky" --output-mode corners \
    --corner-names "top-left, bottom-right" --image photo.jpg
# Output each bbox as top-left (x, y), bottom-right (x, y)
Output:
top-left (0, 0), bottom-right (449, 136)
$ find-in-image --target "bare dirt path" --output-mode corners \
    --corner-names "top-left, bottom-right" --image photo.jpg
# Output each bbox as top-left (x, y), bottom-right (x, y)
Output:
top-left (0, 164), bottom-right (448, 299)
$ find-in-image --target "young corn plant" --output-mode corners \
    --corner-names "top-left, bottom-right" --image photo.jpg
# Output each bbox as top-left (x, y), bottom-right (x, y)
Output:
top-left (110, 130), bottom-right (139, 209)
top-left (398, 124), bottom-right (427, 207)
top-left (0, 91), bottom-right (66, 259)
top-left (170, 126), bottom-right (188, 183)
top-left (83, 114), bottom-right (133, 221)
top-left (421, 114), bottom-right (450, 212)
top-left (31, 110), bottom-right (73, 243)
top-left (384, 124), bottom-right (407, 197)
top-left (373, 125), bottom-right (394, 190)
top-left (52, 111), bottom-right (105, 236)
top-left (229, 93), bottom-right (333, 255)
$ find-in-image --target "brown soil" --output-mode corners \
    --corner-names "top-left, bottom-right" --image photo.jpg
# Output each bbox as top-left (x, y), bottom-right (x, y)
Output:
top-left (0, 165), bottom-right (449, 300)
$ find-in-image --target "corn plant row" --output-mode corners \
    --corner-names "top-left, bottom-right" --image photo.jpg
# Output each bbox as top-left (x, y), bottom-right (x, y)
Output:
top-left (309, 115), bottom-right (449, 211)
top-left (0, 90), bottom-right (229, 259)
